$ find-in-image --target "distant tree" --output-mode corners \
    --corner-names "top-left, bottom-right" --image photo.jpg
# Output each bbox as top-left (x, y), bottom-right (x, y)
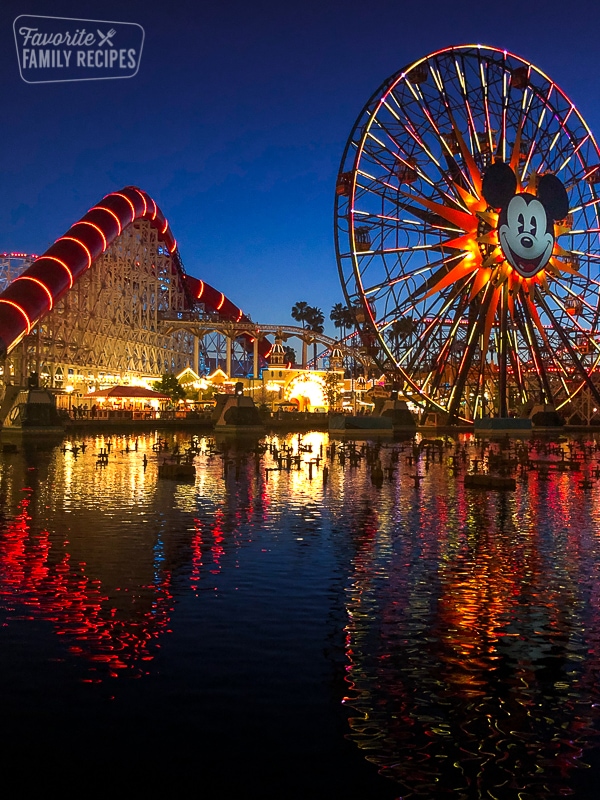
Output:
top-left (291, 301), bottom-right (310, 329)
top-left (306, 306), bottom-right (325, 333)
top-left (152, 373), bottom-right (186, 404)
top-left (305, 306), bottom-right (325, 366)
top-left (330, 302), bottom-right (349, 339)
top-left (387, 317), bottom-right (417, 352)
top-left (283, 345), bottom-right (296, 366)
top-left (343, 305), bottom-right (357, 333)
top-left (323, 369), bottom-right (342, 410)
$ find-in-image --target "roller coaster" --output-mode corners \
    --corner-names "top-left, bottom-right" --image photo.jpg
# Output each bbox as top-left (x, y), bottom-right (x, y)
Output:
top-left (0, 188), bottom-right (356, 393)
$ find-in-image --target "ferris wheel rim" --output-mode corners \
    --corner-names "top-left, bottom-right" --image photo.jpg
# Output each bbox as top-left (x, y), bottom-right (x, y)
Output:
top-left (334, 44), bottom-right (600, 421)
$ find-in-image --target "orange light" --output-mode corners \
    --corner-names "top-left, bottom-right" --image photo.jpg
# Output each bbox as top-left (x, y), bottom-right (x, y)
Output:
top-left (169, 239), bottom-right (177, 253)
top-left (236, 309), bottom-right (243, 322)
top-left (0, 299), bottom-right (32, 333)
top-left (131, 188), bottom-right (148, 216)
top-left (73, 220), bottom-right (107, 251)
top-left (196, 280), bottom-right (204, 299)
top-left (161, 218), bottom-right (169, 235)
top-left (93, 205), bottom-right (122, 234)
top-left (13, 276), bottom-right (54, 310)
top-left (111, 192), bottom-right (136, 223)
top-left (43, 256), bottom-right (75, 288)
top-left (216, 293), bottom-right (225, 311)
top-left (58, 236), bottom-right (92, 269)
top-left (149, 197), bottom-right (157, 220)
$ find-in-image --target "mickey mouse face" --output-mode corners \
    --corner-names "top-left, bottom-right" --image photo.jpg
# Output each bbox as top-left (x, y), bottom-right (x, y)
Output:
top-left (499, 193), bottom-right (554, 278)
top-left (481, 161), bottom-right (569, 280)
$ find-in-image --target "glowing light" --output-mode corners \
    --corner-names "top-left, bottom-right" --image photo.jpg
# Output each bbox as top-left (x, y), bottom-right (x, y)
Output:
top-left (58, 236), bottom-right (92, 269)
top-left (111, 192), bottom-right (136, 222)
top-left (0, 299), bottom-right (32, 333)
top-left (12, 276), bottom-right (54, 310)
top-left (196, 281), bottom-right (205, 300)
top-left (216, 293), bottom-right (225, 311)
top-left (73, 221), bottom-right (107, 251)
top-left (93, 205), bottom-right (122, 235)
top-left (42, 256), bottom-right (74, 288)
top-left (286, 373), bottom-right (326, 410)
top-left (131, 187), bottom-right (148, 216)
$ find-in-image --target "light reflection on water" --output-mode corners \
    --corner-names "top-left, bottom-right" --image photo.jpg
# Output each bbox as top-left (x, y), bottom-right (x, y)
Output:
top-left (1, 429), bottom-right (600, 797)
top-left (342, 438), bottom-right (600, 798)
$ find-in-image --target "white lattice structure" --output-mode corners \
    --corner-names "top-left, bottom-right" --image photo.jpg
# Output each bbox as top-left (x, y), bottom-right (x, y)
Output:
top-left (0, 253), bottom-right (38, 292)
top-left (5, 222), bottom-right (195, 390)
top-left (0, 188), bottom-right (371, 394)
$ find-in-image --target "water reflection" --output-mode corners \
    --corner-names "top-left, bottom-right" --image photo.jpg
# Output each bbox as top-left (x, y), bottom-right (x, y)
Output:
top-left (1, 430), bottom-right (600, 796)
top-left (342, 438), bottom-right (600, 798)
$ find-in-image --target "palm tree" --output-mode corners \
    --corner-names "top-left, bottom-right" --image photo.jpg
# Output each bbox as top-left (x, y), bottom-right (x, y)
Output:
top-left (329, 303), bottom-right (346, 339)
top-left (292, 301), bottom-right (311, 366)
top-left (342, 305), bottom-right (356, 334)
top-left (291, 301), bottom-right (310, 329)
top-left (306, 306), bottom-right (325, 336)
top-left (387, 317), bottom-right (417, 354)
top-left (306, 306), bottom-right (325, 367)
top-left (330, 302), bottom-right (351, 340)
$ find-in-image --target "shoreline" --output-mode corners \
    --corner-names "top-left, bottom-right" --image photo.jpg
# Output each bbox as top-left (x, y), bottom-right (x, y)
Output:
top-left (3, 421), bottom-right (600, 440)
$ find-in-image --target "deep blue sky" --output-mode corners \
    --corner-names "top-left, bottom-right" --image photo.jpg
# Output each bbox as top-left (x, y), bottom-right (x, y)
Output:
top-left (2, 0), bottom-right (600, 335)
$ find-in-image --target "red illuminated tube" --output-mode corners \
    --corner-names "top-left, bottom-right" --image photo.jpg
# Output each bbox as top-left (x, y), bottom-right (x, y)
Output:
top-left (0, 186), bottom-right (269, 364)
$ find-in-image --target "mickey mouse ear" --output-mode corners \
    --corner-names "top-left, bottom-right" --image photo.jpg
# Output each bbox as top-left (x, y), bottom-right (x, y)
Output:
top-left (537, 174), bottom-right (569, 221)
top-left (481, 161), bottom-right (517, 209)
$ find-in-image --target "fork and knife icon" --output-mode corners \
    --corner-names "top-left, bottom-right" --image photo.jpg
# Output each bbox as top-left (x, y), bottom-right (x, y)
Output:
top-left (97, 28), bottom-right (116, 47)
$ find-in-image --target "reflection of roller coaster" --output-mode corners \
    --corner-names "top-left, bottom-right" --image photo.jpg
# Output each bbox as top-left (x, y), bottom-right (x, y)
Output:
top-left (0, 188), bottom-right (271, 386)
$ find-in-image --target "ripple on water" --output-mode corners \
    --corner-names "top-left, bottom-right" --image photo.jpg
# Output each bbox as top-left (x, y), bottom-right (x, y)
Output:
top-left (1, 431), bottom-right (600, 797)
top-left (342, 436), bottom-right (600, 798)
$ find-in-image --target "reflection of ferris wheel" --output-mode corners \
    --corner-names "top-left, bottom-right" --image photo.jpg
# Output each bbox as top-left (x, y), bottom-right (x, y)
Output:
top-left (334, 45), bottom-right (600, 422)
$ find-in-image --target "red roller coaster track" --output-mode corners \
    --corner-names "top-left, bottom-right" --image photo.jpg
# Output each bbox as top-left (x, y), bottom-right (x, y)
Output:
top-left (0, 186), bottom-right (270, 363)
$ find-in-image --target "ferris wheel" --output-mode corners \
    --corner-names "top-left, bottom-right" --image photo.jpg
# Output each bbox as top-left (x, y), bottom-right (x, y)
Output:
top-left (334, 44), bottom-right (600, 422)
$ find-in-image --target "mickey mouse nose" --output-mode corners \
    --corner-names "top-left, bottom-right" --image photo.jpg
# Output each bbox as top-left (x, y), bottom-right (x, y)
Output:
top-left (521, 236), bottom-right (533, 248)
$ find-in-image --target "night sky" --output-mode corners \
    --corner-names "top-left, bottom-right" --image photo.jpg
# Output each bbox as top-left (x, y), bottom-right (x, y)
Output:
top-left (2, 0), bottom-right (600, 335)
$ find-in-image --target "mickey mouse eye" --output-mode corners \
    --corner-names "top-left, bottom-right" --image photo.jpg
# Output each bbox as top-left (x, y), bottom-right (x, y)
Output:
top-left (530, 215), bottom-right (537, 236)
top-left (517, 213), bottom-right (525, 234)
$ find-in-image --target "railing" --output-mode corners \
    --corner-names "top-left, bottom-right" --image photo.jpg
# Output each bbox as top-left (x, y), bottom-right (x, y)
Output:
top-left (66, 409), bottom-right (214, 422)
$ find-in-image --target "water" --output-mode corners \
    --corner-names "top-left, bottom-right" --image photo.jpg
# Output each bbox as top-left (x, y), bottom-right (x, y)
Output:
top-left (1, 429), bottom-right (600, 798)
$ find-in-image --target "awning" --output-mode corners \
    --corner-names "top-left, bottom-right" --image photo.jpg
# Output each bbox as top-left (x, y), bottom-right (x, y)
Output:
top-left (85, 385), bottom-right (170, 400)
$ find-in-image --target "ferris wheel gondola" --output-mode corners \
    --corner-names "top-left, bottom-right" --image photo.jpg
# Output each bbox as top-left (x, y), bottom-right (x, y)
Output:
top-left (334, 44), bottom-right (600, 422)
